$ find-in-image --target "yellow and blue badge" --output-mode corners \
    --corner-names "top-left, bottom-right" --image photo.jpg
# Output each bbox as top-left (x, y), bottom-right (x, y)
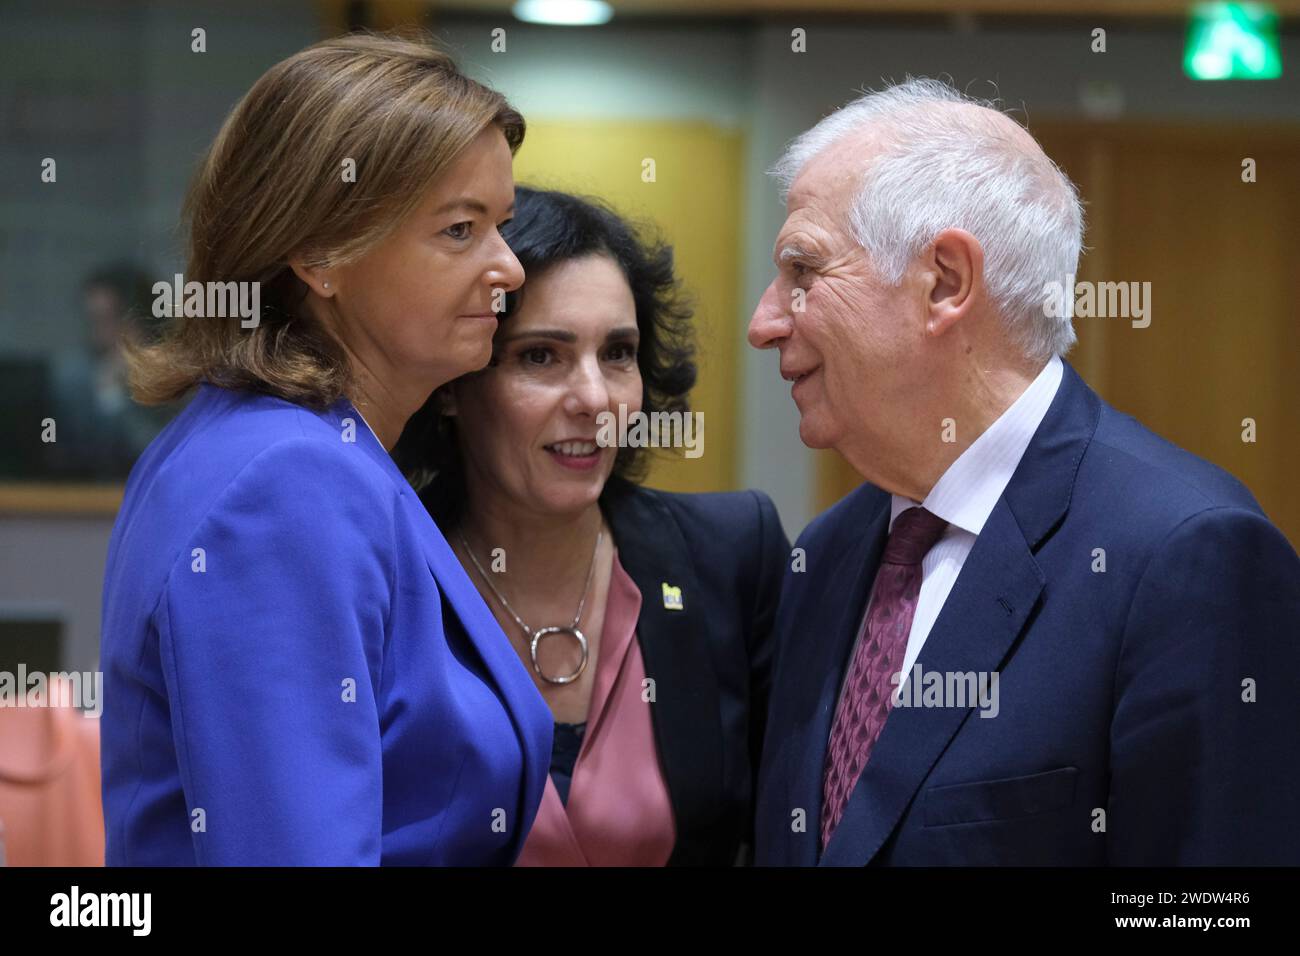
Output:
top-left (661, 582), bottom-right (684, 611)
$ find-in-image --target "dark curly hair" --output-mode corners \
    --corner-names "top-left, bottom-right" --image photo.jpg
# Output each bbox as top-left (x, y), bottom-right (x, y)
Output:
top-left (392, 185), bottom-right (697, 527)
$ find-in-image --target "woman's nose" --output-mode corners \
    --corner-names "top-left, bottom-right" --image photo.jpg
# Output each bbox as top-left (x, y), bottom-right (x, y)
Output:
top-left (564, 359), bottom-right (610, 415)
top-left (486, 230), bottom-right (525, 294)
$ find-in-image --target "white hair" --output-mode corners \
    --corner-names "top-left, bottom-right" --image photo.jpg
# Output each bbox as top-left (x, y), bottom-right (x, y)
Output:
top-left (770, 78), bottom-right (1084, 363)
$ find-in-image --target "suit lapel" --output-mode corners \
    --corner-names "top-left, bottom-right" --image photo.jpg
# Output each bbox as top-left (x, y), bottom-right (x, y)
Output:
top-left (819, 499), bottom-right (1044, 865)
top-left (342, 403), bottom-right (551, 861)
top-left (404, 492), bottom-right (551, 858)
top-left (602, 479), bottom-right (724, 866)
top-left (783, 497), bottom-right (889, 866)
top-left (818, 360), bottom-right (1102, 867)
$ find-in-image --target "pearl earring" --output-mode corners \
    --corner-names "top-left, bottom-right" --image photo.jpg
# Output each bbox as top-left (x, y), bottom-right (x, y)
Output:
top-left (323, 281), bottom-right (330, 289)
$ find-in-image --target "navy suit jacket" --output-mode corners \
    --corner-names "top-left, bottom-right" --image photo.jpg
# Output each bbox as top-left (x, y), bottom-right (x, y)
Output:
top-left (755, 360), bottom-right (1300, 866)
top-left (101, 383), bottom-right (552, 865)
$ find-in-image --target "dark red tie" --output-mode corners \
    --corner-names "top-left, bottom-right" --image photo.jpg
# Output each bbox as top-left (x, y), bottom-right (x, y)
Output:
top-left (821, 506), bottom-right (949, 851)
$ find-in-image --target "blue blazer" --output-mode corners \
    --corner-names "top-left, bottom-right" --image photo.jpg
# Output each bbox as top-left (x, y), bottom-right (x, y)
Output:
top-left (101, 383), bottom-right (552, 865)
top-left (755, 360), bottom-right (1300, 866)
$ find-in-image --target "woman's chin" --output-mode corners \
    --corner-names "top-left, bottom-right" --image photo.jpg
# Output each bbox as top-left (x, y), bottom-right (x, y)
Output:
top-left (434, 341), bottom-right (494, 383)
top-left (536, 481), bottom-right (604, 519)
top-left (464, 338), bottom-right (496, 374)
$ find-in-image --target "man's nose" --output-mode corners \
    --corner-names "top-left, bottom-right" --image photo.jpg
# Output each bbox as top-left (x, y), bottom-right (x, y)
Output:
top-left (747, 280), bottom-right (792, 350)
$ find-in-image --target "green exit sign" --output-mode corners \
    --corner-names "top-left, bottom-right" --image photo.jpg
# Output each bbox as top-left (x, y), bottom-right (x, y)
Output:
top-left (1185, 2), bottom-right (1283, 79)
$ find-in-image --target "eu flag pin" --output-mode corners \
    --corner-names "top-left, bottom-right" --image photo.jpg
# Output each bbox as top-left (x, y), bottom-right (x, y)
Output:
top-left (661, 582), bottom-right (684, 611)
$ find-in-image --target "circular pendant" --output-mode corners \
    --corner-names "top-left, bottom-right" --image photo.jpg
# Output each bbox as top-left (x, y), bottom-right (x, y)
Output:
top-left (529, 625), bottom-right (589, 685)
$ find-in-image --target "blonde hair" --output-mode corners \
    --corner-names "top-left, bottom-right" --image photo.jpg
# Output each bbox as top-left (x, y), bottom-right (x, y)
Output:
top-left (128, 32), bottom-right (525, 407)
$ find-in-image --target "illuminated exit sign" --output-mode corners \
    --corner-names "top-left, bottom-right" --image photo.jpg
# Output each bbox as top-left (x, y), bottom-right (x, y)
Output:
top-left (1184, 2), bottom-right (1283, 79)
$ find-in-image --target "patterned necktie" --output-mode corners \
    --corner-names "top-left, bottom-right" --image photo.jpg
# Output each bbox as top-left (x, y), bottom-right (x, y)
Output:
top-left (820, 506), bottom-right (949, 851)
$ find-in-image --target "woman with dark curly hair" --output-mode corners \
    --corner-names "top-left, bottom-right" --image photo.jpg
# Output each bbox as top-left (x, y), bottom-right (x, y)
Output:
top-left (393, 187), bottom-right (790, 865)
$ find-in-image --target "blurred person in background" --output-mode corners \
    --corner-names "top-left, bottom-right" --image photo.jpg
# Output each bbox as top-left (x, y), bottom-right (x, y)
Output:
top-left (46, 264), bottom-right (174, 479)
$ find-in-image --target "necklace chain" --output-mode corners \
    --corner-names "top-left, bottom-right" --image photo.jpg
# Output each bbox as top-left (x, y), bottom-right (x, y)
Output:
top-left (457, 525), bottom-right (603, 639)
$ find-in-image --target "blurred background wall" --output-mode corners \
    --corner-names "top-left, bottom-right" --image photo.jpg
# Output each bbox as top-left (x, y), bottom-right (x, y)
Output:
top-left (1, 0), bottom-right (1298, 679)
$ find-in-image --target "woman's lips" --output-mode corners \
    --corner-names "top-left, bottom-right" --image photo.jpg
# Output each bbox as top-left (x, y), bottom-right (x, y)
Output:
top-left (544, 440), bottom-right (601, 472)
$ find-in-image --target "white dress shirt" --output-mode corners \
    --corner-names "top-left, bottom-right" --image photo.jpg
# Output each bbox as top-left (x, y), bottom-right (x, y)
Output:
top-left (880, 355), bottom-right (1064, 681)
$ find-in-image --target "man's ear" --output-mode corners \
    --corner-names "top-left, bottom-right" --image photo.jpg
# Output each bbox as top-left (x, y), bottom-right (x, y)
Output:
top-left (288, 257), bottom-right (336, 299)
top-left (923, 228), bottom-right (983, 338)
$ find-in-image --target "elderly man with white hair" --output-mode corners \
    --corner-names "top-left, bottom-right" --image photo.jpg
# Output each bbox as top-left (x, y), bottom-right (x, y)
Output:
top-left (750, 78), bottom-right (1300, 866)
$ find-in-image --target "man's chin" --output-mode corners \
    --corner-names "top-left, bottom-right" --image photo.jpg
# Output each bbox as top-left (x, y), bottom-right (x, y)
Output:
top-left (796, 414), bottom-right (837, 450)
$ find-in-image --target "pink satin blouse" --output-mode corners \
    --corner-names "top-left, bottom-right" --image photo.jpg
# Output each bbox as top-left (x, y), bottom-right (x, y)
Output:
top-left (515, 549), bottom-right (677, 866)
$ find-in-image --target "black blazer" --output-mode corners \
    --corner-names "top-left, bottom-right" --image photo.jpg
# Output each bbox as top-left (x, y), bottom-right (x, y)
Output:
top-left (598, 476), bottom-right (789, 865)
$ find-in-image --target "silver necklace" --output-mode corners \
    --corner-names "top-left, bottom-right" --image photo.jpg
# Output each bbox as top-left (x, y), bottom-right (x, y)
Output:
top-left (457, 526), bottom-right (602, 685)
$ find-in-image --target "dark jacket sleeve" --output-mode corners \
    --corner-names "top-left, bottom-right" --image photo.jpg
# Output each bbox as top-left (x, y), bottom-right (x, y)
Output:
top-left (1108, 505), bottom-right (1300, 864)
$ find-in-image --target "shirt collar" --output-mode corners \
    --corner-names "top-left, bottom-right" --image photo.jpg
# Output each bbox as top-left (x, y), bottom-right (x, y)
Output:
top-left (890, 355), bottom-right (1064, 537)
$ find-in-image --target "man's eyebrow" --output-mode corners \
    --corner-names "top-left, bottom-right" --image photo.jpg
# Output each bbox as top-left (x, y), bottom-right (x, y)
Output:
top-left (775, 241), bottom-right (826, 267)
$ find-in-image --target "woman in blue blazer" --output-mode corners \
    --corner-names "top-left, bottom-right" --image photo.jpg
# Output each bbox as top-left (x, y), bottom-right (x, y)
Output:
top-left (99, 34), bottom-right (552, 865)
